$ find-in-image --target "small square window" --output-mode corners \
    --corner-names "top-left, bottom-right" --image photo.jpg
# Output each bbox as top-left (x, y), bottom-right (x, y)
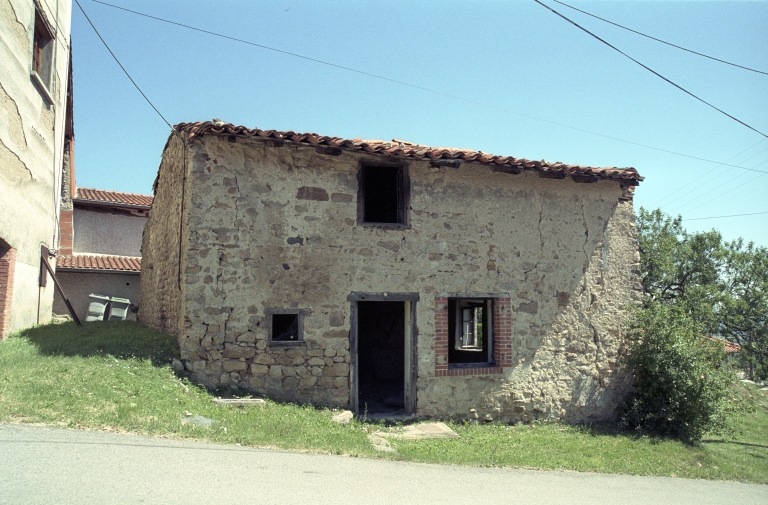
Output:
top-left (448, 299), bottom-right (493, 366)
top-left (266, 308), bottom-right (308, 345)
top-left (32, 8), bottom-right (54, 92)
top-left (359, 165), bottom-right (409, 225)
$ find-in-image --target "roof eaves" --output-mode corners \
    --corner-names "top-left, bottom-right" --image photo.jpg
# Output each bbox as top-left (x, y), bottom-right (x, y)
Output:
top-left (174, 121), bottom-right (644, 184)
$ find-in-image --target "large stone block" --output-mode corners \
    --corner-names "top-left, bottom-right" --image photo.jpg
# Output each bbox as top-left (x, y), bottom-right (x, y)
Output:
top-left (323, 363), bottom-right (349, 377)
top-left (223, 360), bottom-right (247, 372)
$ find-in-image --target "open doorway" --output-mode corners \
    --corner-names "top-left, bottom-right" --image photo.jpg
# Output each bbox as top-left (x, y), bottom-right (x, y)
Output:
top-left (350, 293), bottom-right (418, 417)
top-left (358, 301), bottom-right (405, 415)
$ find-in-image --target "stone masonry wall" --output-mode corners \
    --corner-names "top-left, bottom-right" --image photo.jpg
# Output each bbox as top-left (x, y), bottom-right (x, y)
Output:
top-left (164, 134), bottom-right (640, 421)
top-left (139, 136), bottom-right (188, 336)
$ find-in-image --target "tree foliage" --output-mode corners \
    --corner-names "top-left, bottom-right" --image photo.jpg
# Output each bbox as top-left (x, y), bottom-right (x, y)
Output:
top-left (620, 208), bottom-right (767, 442)
top-left (636, 208), bottom-right (768, 380)
top-left (619, 301), bottom-right (732, 443)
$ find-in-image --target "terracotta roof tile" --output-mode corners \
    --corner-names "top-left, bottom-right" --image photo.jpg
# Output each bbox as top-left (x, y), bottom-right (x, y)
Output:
top-left (57, 254), bottom-right (141, 272)
top-left (175, 121), bottom-right (643, 184)
top-left (707, 336), bottom-right (741, 354)
top-left (75, 188), bottom-right (153, 208)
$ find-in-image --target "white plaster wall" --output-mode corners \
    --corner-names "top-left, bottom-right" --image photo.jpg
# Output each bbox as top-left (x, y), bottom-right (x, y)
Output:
top-left (53, 271), bottom-right (140, 322)
top-left (9, 260), bottom-right (55, 330)
top-left (0, 0), bottom-right (71, 333)
top-left (73, 208), bottom-right (146, 257)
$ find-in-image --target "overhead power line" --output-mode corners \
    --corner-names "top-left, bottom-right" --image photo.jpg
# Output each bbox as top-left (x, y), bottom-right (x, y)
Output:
top-left (668, 157), bottom-right (768, 214)
top-left (90, 0), bottom-right (768, 175)
top-left (534, 0), bottom-right (768, 140)
top-left (680, 171), bottom-right (768, 215)
top-left (684, 211), bottom-right (768, 222)
top-left (550, 0), bottom-right (768, 76)
top-left (651, 141), bottom-right (768, 209)
top-left (74, 0), bottom-right (178, 137)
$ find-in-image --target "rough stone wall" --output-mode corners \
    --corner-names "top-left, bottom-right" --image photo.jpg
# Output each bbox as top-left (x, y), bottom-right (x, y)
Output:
top-left (161, 134), bottom-right (639, 421)
top-left (53, 271), bottom-right (140, 321)
top-left (139, 135), bottom-right (188, 336)
top-left (73, 207), bottom-right (147, 257)
top-left (0, 0), bottom-right (72, 333)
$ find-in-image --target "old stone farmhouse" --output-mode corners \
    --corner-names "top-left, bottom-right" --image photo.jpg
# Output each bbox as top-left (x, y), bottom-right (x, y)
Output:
top-left (140, 121), bottom-right (643, 423)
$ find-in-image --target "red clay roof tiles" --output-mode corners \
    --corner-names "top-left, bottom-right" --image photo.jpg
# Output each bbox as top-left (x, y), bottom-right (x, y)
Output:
top-left (707, 336), bottom-right (741, 354)
top-left (57, 254), bottom-right (141, 272)
top-left (175, 121), bottom-right (643, 184)
top-left (75, 188), bottom-right (153, 208)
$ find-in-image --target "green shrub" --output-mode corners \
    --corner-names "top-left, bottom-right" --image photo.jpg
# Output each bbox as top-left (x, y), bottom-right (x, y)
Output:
top-left (619, 301), bottom-right (734, 444)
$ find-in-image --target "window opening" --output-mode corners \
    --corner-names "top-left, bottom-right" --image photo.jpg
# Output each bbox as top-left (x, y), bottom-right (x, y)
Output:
top-left (266, 309), bottom-right (308, 344)
top-left (32, 8), bottom-right (54, 91)
top-left (272, 314), bottom-right (299, 341)
top-left (361, 165), bottom-right (407, 225)
top-left (448, 299), bottom-right (493, 366)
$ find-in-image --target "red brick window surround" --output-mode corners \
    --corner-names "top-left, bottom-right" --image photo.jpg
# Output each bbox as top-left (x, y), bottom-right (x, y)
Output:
top-left (434, 296), bottom-right (512, 377)
top-left (0, 245), bottom-right (17, 340)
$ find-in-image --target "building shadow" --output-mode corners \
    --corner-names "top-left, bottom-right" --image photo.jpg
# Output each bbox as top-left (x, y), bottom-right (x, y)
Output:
top-left (16, 320), bottom-right (178, 367)
top-left (701, 439), bottom-right (768, 449)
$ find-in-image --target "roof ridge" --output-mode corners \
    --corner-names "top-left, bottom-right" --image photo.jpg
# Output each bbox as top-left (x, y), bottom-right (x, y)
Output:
top-left (57, 253), bottom-right (141, 272)
top-left (172, 121), bottom-right (643, 183)
top-left (76, 187), bottom-right (153, 199)
top-left (61, 252), bottom-right (142, 259)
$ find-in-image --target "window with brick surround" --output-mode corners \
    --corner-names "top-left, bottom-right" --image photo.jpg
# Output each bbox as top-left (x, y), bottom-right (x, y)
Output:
top-left (434, 296), bottom-right (512, 376)
top-left (266, 308), bottom-right (308, 345)
top-left (450, 299), bottom-right (493, 365)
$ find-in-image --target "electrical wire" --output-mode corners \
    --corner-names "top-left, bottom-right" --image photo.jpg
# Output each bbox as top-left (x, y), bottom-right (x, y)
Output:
top-left (683, 173), bottom-right (768, 215)
top-left (40, 0), bottom-right (71, 48)
top-left (668, 158), bottom-right (768, 214)
top-left (550, 0), bottom-right (768, 76)
top-left (534, 0), bottom-right (768, 140)
top-left (684, 211), bottom-right (768, 222)
top-left (90, 0), bottom-right (768, 174)
top-left (75, 0), bottom-right (179, 138)
top-left (650, 141), bottom-right (768, 209)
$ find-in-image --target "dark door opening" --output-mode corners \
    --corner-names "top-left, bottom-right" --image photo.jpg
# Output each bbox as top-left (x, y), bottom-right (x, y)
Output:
top-left (357, 301), bottom-right (405, 415)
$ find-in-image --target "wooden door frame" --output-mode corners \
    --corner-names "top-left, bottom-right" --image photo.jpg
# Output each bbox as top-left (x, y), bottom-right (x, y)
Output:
top-left (348, 292), bottom-right (419, 416)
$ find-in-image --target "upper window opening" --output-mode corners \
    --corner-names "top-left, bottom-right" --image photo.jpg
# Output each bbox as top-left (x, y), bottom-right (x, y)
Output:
top-left (32, 8), bottom-right (54, 92)
top-left (360, 165), bottom-right (408, 225)
top-left (448, 299), bottom-right (493, 366)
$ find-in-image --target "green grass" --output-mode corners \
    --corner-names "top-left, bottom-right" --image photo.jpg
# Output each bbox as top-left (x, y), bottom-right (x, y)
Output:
top-left (1, 321), bottom-right (766, 483)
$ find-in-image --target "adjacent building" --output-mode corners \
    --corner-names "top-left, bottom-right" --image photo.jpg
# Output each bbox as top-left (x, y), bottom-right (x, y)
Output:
top-left (54, 187), bottom-right (151, 322)
top-left (141, 121), bottom-right (644, 423)
top-left (0, 0), bottom-right (72, 338)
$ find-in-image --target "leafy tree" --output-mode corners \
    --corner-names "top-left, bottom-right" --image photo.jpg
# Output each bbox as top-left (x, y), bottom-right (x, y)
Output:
top-left (621, 208), bottom-right (767, 442)
top-left (619, 301), bottom-right (732, 444)
top-left (635, 208), bottom-right (767, 380)
top-left (637, 208), bottom-right (724, 331)
top-left (718, 241), bottom-right (768, 380)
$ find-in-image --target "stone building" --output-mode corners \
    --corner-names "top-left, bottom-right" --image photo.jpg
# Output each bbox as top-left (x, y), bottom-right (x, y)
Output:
top-left (53, 187), bottom-right (152, 322)
top-left (0, 0), bottom-right (72, 338)
top-left (141, 121), bottom-right (644, 423)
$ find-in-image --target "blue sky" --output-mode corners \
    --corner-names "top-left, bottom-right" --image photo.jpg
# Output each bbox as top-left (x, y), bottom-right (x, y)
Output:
top-left (71, 0), bottom-right (768, 246)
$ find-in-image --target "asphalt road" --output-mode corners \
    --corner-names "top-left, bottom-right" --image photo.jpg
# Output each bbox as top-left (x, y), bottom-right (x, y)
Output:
top-left (0, 423), bottom-right (765, 505)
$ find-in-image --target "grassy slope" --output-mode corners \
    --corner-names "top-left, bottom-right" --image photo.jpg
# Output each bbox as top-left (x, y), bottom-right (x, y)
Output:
top-left (0, 322), bottom-right (766, 483)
